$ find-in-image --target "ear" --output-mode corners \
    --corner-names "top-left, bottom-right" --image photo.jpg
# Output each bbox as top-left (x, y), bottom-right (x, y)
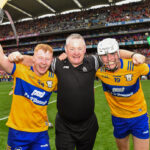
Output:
top-left (32, 55), bottom-right (35, 63)
top-left (83, 46), bottom-right (86, 54)
top-left (65, 45), bottom-right (67, 53)
top-left (118, 50), bottom-right (120, 57)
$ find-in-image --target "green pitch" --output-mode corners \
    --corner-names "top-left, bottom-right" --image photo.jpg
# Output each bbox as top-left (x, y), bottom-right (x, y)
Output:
top-left (0, 80), bottom-right (150, 150)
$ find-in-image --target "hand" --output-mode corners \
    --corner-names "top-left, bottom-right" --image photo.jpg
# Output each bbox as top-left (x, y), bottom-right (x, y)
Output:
top-left (58, 52), bottom-right (67, 60)
top-left (8, 51), bottom-right (23, 62)
top-left (132, 53), bottom-right (145, 65)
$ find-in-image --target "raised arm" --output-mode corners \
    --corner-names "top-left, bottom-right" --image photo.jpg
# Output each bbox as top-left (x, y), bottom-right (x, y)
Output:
top-left (120, 49), bottom-right (145, 64)
top-left (0, 45), bottom-right (14, 74)
top-left (8, 51), bottom-right (33, 66)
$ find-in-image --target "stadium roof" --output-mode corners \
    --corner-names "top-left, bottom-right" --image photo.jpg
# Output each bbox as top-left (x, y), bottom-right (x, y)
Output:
top-left (2, 0), bottom-right (142, 23)
top-left (2, 0), bottom-right (123, 22)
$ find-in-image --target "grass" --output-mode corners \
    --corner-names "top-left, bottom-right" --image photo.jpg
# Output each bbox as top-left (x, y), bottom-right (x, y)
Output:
top-left (0, 80), bottom-right (150, 150)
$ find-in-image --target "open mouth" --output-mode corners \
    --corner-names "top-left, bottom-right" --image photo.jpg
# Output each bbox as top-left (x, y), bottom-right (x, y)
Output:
top-left (108, 61), bottom-right (115, 65)
top-left (39, 66), bottom-right (47, 71)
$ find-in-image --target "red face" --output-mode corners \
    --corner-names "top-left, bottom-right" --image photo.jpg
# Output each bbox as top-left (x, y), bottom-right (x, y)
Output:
top-left (101, 52), bottom-right (120, 71)
top-left (33, 49), bottom-right (53, 76)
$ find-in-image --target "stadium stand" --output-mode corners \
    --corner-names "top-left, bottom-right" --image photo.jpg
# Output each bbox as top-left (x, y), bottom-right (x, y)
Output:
top-left (0, 0), bottom-right (150, 80)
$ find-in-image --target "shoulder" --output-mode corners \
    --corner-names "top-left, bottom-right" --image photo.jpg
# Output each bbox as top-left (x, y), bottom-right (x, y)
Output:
top-left (84, 55), bottom-right (102, 70)
top-left (14, 63), bottom-right (30, 72)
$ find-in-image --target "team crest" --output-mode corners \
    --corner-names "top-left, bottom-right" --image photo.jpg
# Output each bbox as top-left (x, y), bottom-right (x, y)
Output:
top-left (125, 74), bottom-right (133, 81)
top-left (82, 66), bottom-right (87, 72)
top-left (47, 81), bottom-right (53, 88)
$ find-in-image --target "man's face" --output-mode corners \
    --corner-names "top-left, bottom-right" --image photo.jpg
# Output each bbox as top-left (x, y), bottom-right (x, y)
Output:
top-left (33, 49), bottom-right (53, 76)
top-left (100, 52), bottom-right (120, 71)
top-left (65, 39), bottom-right (86, 67)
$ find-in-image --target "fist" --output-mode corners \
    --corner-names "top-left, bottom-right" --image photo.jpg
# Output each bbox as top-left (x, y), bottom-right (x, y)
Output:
top-left (8, 51), bottom-right (23, 62)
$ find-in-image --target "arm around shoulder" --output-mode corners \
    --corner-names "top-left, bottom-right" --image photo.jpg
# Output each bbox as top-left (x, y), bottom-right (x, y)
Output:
top-left (8, 51), bottom-right (33, 66)
top-left (119, 49), bottom-right (145, 64)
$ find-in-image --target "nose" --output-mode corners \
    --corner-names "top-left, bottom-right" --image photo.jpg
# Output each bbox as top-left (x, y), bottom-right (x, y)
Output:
top-left (41, 58), bottom-right (46, 64)
top-left (74, 49), bottom-right (79, 55)
top-left (107, 54), bottom-right (114, 61)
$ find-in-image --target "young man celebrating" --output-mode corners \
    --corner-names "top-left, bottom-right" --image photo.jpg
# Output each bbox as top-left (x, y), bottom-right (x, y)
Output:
top-left (96, 38), bottom-right (150, 150)
top-left (0, 44), bottom-right (57, 150)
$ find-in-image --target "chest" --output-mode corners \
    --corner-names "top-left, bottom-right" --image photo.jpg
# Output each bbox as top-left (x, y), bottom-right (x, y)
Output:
top-left (97, 71), bottom-right (139, 86)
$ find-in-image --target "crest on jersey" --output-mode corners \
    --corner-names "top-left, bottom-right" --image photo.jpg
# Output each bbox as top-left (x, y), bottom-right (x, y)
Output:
top-left (125, 74), bottom-right (133, 81)
top-left (47, 81), bottom-right (52, 88)
top-left (82, 66), bottom-right (87, 72)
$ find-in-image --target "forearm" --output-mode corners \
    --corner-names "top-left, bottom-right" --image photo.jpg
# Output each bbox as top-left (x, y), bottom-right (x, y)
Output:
top-left (120, 49), bottom-right (145, 64)
top-left (21, 55), bottom-right (33, 66)
top-left (119, 49), bottom-right (133, 59)
top-left (0, 55), bottom-right (14, 74)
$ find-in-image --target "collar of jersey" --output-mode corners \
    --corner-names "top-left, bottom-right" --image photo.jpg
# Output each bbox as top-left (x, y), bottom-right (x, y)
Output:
top-left (30, 66), bottom-right (34, 72)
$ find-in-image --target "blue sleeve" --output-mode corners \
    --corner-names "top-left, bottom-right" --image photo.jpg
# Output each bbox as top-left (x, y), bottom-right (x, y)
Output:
top-left (147, 64), bottom-right (150, 76)
top-left (10, 63), bottom-right (16, 75)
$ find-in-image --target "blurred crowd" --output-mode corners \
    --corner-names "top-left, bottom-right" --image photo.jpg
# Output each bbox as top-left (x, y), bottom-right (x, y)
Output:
top-left (0, 0), bottom-right (149, 38)
top-left (0, 0), bottom-right (150, 70)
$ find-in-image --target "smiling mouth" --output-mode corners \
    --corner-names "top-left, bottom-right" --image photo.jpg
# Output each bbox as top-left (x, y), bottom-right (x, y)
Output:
top-left (39, 66), bottom-right (47, 70)
top-left (108, 61), bottom-right (115, 65)
top-left (73, 56), bottom-right (80, 59)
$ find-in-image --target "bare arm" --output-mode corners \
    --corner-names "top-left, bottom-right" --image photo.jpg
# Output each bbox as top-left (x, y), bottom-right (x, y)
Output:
top-left (0, 45), bottom-right (14, 74)
top-left (21, 55), bottom-right (33, 66)
top-left (120, 49), bottom-right (145, 64)
top-left (8, 51), bottom-right (33, 66)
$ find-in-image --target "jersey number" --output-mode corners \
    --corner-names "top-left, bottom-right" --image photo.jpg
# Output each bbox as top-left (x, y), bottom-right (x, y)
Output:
top-left (114, 78), bottom-right (120, 83)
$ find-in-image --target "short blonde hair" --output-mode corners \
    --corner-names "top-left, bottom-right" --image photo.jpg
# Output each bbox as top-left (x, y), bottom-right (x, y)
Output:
top-left (34, 44), bottom-right (53, 54)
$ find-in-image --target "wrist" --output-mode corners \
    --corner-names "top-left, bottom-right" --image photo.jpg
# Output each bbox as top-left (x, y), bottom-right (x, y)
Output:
top-left (131, 52), bottom-right (137, 58)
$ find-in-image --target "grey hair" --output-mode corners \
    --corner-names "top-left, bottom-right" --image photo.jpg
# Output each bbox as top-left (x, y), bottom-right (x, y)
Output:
top-left (65, 33), bottom-right (86, 46)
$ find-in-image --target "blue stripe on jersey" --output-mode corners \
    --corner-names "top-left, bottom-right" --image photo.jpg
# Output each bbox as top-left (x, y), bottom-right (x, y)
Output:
top-left (127, 61), bottom-right (134, 71)
top-left (120, 59), bottom-right (123, 69)
top-left (11, 63), bottom-right (16, 75)
top-left (102, 78), bottom-right (140, 97)
top-left (148, 64), bottom-right (150, 76)
top-left (14, 78), bottom-right (52, 106)
top-left (132, 63), bottom-right (134, 71)
top-left (49, 72), bottom-right (54, 77)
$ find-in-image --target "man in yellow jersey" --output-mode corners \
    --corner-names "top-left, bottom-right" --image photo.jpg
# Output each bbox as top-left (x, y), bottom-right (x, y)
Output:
top-left (0, 44), bottom-right (57, 150)
top-left (96, 38), bottom-right (149, 150)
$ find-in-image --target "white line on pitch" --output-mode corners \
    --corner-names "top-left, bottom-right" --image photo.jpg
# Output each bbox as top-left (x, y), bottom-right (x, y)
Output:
top-left (0, 116), bottom-right (8, 121)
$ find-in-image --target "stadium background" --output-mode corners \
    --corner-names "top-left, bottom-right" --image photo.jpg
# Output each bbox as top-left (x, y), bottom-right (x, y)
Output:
top-left (0, 0), bottom-right (150, 149)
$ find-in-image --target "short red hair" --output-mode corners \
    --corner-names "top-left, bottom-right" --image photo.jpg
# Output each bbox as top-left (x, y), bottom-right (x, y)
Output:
top-left (34, 44), bottom-right (53, 54)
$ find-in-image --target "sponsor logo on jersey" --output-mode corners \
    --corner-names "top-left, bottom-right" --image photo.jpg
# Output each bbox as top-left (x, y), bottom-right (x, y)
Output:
top-left (31, 90), bottom-right (45, 98)
top-left (15, 147), bottom-right (22, 150)
top-left (143, 130), bottom-right (149, 134)
top-left (40, 144), bottom-right (49, 147)
top-left (113, 92), bottom-right (133, 97)
top-left (24, 92), bottom-right (47, 105)
top-left (112, 87), bottom-right (125, 92)
top-left (63, 66), bottom-right (69, 69)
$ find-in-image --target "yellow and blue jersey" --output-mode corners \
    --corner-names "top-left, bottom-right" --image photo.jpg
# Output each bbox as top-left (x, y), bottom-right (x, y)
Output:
top-left (96, 59), bottom-right (150, 118)
top-left (6, 63), bottom-right (57, 132)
